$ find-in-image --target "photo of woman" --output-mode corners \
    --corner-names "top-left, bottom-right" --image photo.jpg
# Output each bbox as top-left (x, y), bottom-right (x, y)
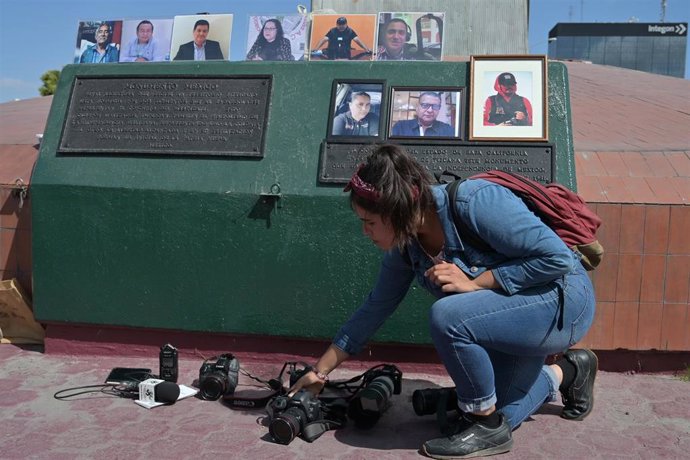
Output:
top-left (246, 18), bottom-right (294, 61)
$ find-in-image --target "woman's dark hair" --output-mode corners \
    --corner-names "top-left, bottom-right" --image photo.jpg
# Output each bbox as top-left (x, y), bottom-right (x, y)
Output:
top-left (254, 19), bottom-right (285, 46)
top-left (349, 144), bottom-right (434, 248)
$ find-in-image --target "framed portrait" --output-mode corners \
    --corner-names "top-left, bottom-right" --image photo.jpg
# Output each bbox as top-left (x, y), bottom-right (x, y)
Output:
top-left (119, 19), bottom-right (174, 62)
top-left (388, 87), bottom-right (464, 139)
top-left (328, 80), bottom-right (385, 140)
top-left (309, 14), bottom-right (377, 61)
top-left (245, 15), bottom-right (308, 61)
top-left (74, 20), bottom-right (123, 64)
top-left (170, 14), bottom-right (233, 61)
top-left (469, 55), bottom-right (548, 141)
top-left (375, 12), bottom-right (445, 61)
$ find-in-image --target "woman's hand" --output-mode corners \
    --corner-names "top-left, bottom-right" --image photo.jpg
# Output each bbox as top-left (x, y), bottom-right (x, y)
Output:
top-left (287, 345), bottom-right (349, 396)
top-left (287, 370), bottom-right (325, 397)
top-left (425, 261), bottom-right (498, 293)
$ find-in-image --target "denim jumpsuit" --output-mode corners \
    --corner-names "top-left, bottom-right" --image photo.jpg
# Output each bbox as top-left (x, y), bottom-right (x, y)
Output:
top-left (333, 179), bottom-right (596, 429)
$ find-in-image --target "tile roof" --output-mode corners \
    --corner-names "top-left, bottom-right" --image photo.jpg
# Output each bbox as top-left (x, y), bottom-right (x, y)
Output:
top-left (0, 97), bottom-right (48, 187)
top-left (0, 96), bottom-right (52, 145)
top-left (0, 145), bottom-right (38, 187)
top-left (563, 61), bottom-right (690, 204)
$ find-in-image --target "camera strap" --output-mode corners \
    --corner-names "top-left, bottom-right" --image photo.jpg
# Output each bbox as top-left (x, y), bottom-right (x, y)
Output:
top-left (300, 398), bottom-right (349, 442)
top-left (435, 390), bottom-right (461, 436)
top-left (223, 390), bottom-right (281, 410)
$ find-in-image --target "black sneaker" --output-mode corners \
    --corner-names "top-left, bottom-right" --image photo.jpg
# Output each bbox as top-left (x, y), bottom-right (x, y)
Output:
top-left (561, 349), bottom-right (598, 420)
top-left (422, 413), bottom-right (513, 459)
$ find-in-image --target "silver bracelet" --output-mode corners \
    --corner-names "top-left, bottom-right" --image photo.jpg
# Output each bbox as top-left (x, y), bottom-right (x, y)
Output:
top-left (311, 368), bottom-right (329, 382)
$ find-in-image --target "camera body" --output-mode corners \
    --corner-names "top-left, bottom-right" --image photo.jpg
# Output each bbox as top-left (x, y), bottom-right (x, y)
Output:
top-left (159, 343), bottom-right (178, 383)
top-left (286, 362), bottom-right (313, 388)
top-left (371, 364), bottom-right (403, 395)
top-left (198, 353), bottom-right (239, 401)
top-left (267, 389), bottom-right (323, 444)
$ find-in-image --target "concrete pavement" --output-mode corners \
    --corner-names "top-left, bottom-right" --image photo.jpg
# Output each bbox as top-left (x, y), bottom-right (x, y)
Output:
top-left (1, 344), bottom-right (689, 459)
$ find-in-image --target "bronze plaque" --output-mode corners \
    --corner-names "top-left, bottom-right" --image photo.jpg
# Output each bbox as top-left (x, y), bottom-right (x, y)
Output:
top-left (319, 142), bottom-right (555, 184)
top-left (59, 76), bottom-right (271, 157)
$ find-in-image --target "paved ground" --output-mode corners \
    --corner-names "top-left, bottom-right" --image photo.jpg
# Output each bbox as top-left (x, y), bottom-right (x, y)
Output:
top-left (1, 344), bottom-right (689, 459)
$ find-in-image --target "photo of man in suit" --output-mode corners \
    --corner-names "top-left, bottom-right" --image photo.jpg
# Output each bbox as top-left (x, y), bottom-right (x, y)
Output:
top-left (391, 91), bottom-right (454, 137)
top-left (173, 19), bottom-right (224, 61)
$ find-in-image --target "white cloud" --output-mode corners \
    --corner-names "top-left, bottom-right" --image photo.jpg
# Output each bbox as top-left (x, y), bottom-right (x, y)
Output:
top-left (0, 77), bottom-right (35, 90)
top-left (0, 77), bottom-right (38, 102)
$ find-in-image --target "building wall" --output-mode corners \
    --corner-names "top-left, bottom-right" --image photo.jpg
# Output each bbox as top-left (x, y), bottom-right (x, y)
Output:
top-left (2, 182), bottom-right (688, 352)
top-left (578, 203), bottom-right (690, 352)
top-left (548, 23), bottom-right (688, 78)
top-left (0, 188), bottom-right (32, 295)
top-left (550, 35), bottom-right (687, 77)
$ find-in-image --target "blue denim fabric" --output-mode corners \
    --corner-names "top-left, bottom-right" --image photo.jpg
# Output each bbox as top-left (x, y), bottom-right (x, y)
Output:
top-left (332, 179), bottom-right (595, 428)
top-left (428, 263), bottom-right (594, 427)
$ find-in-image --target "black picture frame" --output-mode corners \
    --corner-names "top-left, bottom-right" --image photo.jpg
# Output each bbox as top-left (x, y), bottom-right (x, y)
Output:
top-left (327, 79), bottom-right (386, 142)
top-left (388, 86), bottom-right (465, 140)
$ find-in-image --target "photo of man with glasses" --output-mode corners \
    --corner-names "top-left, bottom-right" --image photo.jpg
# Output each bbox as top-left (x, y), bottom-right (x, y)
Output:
top-left (120, 19), bottom-right (169, 62)
top-left (391, 91), bottom-right (454, 137)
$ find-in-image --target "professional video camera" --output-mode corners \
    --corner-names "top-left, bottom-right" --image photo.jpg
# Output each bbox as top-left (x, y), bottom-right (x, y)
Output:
top-left (346, 364), bottom-right (402, 429)
top-left (198, 353), bottom-right (239, 401)
top-left (412, 387), bottom-right (458, 416)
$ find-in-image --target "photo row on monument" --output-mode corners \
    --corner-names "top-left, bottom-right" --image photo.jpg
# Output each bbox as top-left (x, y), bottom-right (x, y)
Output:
top-left (327, 54), bottom-right (548, 143)
top-left (74, 12), bottom-right (446, 64)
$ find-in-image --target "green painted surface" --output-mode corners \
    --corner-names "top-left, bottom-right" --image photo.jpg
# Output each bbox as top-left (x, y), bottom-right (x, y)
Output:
top-left (31, 60), bottom-right (575, 346)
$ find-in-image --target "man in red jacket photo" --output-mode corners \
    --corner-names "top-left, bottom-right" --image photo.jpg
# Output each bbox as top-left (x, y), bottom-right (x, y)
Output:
top-left (483, 72), bottom-right (533, 126)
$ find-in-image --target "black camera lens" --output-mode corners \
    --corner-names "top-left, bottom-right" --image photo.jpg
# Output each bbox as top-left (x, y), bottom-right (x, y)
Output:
top-left (269, 408), bottom-right (304, 444)
top-left (412, 387), bottom-right (457, 416)
top-left (198, 373), bottom-right (228, 401)
top-left (198, 354), bottom-right (239, 401)
top-left (348, 375), bottom-right (394, 429)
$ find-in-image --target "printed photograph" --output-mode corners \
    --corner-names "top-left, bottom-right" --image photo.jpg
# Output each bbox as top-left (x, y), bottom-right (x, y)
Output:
top-left (309, 14), bottom-right (376, 61)
top-left (470, 55), bottom-right (548, 141)
top-left (389, 87), bottom-right (463, 139)
top-left (119, 19), bottom-right (174, 62)
top-left (329, 81), bottom-right (385, 138)
top-left (74, 20), bottom-right (123, 64)
top-left (375, 12), bottom-right (444, 61)
top-left (245, 15), bottom-right (308, 61)
top-left (171, 14), bottom-right (233, 61)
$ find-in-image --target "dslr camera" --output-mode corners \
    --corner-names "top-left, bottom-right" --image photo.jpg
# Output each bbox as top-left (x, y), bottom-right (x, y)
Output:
top-left (198, 353), bottom-right (239, 401)
top-left (267, 389), bottom-right (323, 444)
top-left (348, 364), bottom-right (402, 429)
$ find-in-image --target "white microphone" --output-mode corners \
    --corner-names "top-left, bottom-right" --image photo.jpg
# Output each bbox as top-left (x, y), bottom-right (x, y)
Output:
top-left (138, 378), bottom-right (181, 404)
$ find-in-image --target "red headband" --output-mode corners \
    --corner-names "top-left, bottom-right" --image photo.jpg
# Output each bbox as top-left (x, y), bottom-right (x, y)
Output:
top-left (343, 164), bottom-right (381, 202)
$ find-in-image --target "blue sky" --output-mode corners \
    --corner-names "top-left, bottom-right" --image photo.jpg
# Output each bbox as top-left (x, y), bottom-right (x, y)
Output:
top-left (0, 0), bottom-right (688, 102)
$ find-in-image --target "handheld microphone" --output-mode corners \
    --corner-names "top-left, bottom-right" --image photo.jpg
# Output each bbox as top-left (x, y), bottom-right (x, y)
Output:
top-left (138, 378), bottom-right (181, 404)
